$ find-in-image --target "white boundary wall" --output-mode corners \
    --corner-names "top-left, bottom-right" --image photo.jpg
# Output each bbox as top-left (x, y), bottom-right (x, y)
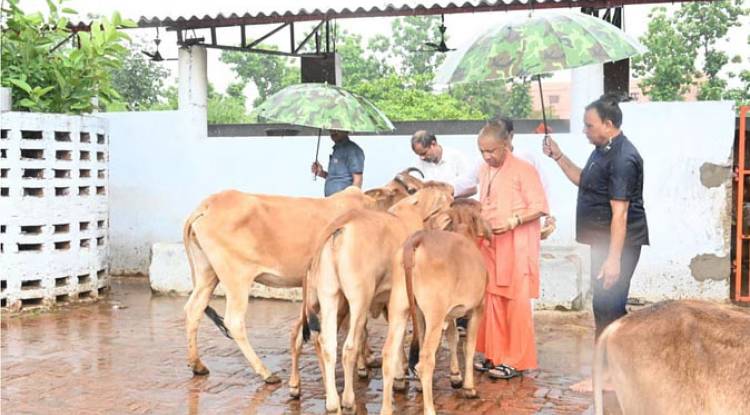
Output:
top-left (101, 101), bottom-right (735, 304)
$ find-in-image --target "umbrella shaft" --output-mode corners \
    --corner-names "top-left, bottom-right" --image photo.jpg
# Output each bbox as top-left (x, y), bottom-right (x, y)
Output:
top-left (537, 76), bottom-right (548, 136)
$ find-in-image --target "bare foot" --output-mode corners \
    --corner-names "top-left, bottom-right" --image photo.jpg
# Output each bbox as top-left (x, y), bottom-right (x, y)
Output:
top-left (570, 377), bottom-right (615, 393)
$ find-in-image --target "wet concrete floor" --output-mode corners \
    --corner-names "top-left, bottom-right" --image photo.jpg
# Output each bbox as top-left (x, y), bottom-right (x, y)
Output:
top-left (2, 277), bottom-right (621, 414)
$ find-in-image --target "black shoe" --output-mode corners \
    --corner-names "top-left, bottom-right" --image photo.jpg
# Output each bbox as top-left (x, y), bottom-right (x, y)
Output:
top-left (488, 364), bottom-right (523, 380)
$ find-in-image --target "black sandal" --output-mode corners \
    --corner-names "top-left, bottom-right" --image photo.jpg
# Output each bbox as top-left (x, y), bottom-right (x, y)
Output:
top-left (488, 364), bottom-right (523, 380)
top-left (473, 359), bottom-right (493, 372)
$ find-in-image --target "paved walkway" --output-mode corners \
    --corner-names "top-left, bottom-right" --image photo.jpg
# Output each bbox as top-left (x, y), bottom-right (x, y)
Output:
top-left (2, 277), bottom-right (620, 414)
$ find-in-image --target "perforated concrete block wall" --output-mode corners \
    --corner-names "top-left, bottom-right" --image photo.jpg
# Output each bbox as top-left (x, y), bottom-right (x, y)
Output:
top-left (0, 112), bottom-right (109, 311)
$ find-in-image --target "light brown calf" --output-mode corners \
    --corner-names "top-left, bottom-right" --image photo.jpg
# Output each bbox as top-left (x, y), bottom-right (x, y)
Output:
top-left (182, 169), bottom-right (424, 384)
top-left (303, 187), bottom-right (454, 413)
top-left (380, 208), bottom-right (491, 415)
top-left (594, 300), bottom-right (750, 415)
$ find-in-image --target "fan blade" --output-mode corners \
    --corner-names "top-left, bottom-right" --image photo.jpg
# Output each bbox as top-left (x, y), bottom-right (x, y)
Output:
top-left (424, 42), bottom-right (440, 49)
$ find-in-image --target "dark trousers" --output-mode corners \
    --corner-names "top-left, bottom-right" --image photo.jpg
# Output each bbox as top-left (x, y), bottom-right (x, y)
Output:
top-left (590, 244), bottom-right (642, 339)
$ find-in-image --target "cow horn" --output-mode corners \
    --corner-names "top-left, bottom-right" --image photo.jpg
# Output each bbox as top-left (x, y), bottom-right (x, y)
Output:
top-left (405, 167), bottom-right (424, 179)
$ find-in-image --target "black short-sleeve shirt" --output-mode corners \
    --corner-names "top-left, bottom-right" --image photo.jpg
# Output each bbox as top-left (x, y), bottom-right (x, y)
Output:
top-left (576, 133), bottom-right (649, 246)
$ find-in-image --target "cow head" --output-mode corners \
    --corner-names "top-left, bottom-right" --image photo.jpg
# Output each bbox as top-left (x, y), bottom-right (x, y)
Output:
top-left (364, 168), bottom-right (426, 210)
top-left (427, 198), bottom-right (493, 241)
top-left (388, 186), bottom-right (454, 227)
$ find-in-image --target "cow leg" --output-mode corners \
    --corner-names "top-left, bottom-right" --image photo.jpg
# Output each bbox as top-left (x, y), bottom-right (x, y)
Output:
top-left (184, 245), bottom-right (219, 376)
top-left (363, 321), bottom-right (382, 368)
top-left (341, 302), bottom-right (368, 412)
top-left (223, 284), bottom-right (280, 384)
top-left (446, 319), bottom-right (463, 389)
top-left (380, 305), bottom-right (409, 415)
top-left (289, 307), bottom-right (305, 398)
top-left (461, 308), bottom-right (482, 399)
top-left (418, 316), bottom-right (445, 415)
top-left (356, 322), bottom-right (369, 379)
top-left (414, 311), bottom-right (427, 393)
top-left (318, 291), bottom-right (342, 414)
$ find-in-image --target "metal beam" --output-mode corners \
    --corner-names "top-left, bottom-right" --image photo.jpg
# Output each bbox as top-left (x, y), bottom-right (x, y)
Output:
top-left (293, 20), bottom-right (324, 54)
top-left (289, 22), bottom-right (295, 53)
top-left (245, 22), bottom-right (290, 49)
top-left (178, 41), bottom-right (325, 58)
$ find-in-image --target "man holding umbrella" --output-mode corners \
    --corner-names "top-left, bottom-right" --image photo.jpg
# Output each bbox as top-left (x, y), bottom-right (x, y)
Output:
top-left (311, 130), bottom-right (365, 197)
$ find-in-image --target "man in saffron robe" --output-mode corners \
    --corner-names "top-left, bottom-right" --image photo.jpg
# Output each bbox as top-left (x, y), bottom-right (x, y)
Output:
top-left (473, 120), bottom-right (549, 379)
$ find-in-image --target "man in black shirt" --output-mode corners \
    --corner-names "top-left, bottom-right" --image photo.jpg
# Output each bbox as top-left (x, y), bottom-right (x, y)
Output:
top-left (543, 95), bottom-right (649, 391)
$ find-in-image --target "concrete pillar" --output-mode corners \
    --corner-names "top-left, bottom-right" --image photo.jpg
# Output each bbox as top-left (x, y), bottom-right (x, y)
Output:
top-left (570, 64), bottom-right (604, 134)
top-left (178, 46), bottom-right (208, 136)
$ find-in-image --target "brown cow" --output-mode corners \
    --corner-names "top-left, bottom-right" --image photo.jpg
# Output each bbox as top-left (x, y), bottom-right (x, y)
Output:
top-left (182, 169), bottom-right (424, 384)
top-left (302, 186), bottom-right (454, 413)
top-left (380, 207), bottom-right (491, 415)
top-left (594, 300), bottom-right (750, 415)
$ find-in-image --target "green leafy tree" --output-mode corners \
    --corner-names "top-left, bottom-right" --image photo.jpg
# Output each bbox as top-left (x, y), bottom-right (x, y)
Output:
top-left (109, 41), bottom-right (170, 110)
top-left (676, 0), bottom-right (746, 100)
top-left (449, 78), bottom-right (534, 119)
top-left (204, 83), bottom-right (250, 123)
top-left (1, 0), bottom-right (135, 113)
top-left (336, 30), bottom-right (394, 88)
top-left (350, 75), bottom-right (483, 121)
top-left (391, 16), bottom-right (446, 80)
top-left (632, 7), bottom-right (697, 101)
top-left (634, 1), bottom-right (748, 104)
top-left (221, 45), bottom-right (299, 107)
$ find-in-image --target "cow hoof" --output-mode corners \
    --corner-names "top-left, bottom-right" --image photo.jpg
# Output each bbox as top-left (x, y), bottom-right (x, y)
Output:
top-left (342, 404), bottom-right (356, 414)
top-left (450, 375), bottom-right (464, 389)
top-left (461, 388), bottom-right (479, 399)
top-left (191, 362), bottom-right (210, 376)
top-left (393, 378), bottom-right (407, 393)
top-left (264, 374), bottom-right (282, 384)
top-left (357, 367), bottom-right (369, 379)
top-left (366, 356), bottom-right (383, 368)
top-left (289, 386), bottom-right (300, 399)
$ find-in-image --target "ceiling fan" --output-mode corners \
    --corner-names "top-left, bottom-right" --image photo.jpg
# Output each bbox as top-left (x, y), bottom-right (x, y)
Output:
top-left (142, 27), bottom-right (177, 62)
top-left (420, 14), bottom-right (455, 53)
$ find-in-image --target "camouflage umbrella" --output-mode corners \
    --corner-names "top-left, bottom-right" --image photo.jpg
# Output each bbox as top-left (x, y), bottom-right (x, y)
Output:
top-left (251, 83), bottom-right (394, 176)
top-left (436, 12), bottom-right (645, 132)
top-left (251, 83), bottom-right (394, 133)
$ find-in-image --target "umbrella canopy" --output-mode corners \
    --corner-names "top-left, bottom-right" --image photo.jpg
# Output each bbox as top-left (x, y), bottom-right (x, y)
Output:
top-left (251, 83), bottom-right (395, 133)
top-left (437, 12), bottom-right (646, 85)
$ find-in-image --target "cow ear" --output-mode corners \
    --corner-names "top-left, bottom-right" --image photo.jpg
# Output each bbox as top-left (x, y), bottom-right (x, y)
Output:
top-left (430, 212), bottom-right (452, 230)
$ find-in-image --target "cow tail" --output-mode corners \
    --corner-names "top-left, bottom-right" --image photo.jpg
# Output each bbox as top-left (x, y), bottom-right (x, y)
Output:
top-left (303, 213), bottom-right (355, 342)
top-left (183, 209), bottom-right (232, 340)
top-left (183, 209), bottom-right (204, 287)
top-left (404, 231), bottom-right (426, 372)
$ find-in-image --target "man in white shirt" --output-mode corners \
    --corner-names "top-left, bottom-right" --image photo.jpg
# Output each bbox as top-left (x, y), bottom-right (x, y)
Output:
top-left (411, 130), bottom-right (470, 194)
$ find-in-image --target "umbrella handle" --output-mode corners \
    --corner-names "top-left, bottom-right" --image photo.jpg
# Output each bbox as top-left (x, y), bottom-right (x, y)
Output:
top-left (313, 128), bottom-right (321, 182)
top-left (537, 75), bottom-right (550, 144)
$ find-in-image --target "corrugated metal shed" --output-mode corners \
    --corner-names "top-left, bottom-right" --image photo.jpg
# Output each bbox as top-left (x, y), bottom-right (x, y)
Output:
top-left (69, 0), bottom-right (694, 30)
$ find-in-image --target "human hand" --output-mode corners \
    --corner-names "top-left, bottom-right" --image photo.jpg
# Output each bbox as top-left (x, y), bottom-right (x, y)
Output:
top-left (311, 161), bottom-right (325, 177)
top-left (542, 135), bottom-right (562, 161)
top-left (493, 215), bottom-right (521, 235)
top-left (597, 256), bottom-right (621, 289)
top-left (541, 216), bottom-right (556, 240)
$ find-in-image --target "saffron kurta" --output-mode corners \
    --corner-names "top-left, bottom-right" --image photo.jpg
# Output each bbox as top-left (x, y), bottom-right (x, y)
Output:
top-left (476, 152), bottom-right (548, 370)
